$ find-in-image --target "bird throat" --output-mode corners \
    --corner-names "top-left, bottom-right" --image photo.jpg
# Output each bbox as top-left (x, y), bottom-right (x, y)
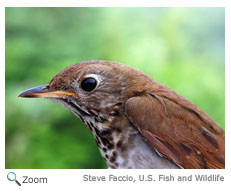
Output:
top-left (76, 113), bottom-right (179, 169)
top-left (57, 98), bottom-right (179, 169)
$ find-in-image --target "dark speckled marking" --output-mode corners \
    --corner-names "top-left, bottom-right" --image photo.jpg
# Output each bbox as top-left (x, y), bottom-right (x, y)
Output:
top-left (100, 129), bottom-right (111, 137)
top-left (110, 156), bottom-right (116, 163)
top-left (108, 136), bottom-right (113, 141)
top-left (92, 125), bottom-right (101, 137)
top-left (116, 102), bottom-right (123, 106)
top-left (116, 139), bottom-right (126, 151)
top-left (88, 109), bottom-right (97, 116)
top-left (110, 165), bottom-right (116, 169)
top-left (84, 119), bottom-right (122, 168)
top-left (89, 122), bottom-right (95, 129)
top-left (115, 127), bottom-right (122, 133)
top-left (101, 137), bottom-right (111, 146)
top-left (107, 143), bottom-right (114, 150)
top-left (99, 116), bottom-right (107, 123)
top-left (116, 140), bottom-right (123, 149)
top-left (198, 154), bottom-right (208, 169)
top-left (78, 115), bottom-right (84, 122)
top-left (180, 143), bottom-right (192, 155)
top-left (202, 129), bottom-right (219, 149)
top-left (112, 151), bottom-right (117, 157)
top-left (109, 109), bottom-right (120, 116)
top-left (86, 122), bottom-right (93, 132)
top-left (93, 116), bottom-right (107, 123)
top-left (95, 136), bottom-right (101, 147)
top-left (94, 117), bottom-right (99, 123)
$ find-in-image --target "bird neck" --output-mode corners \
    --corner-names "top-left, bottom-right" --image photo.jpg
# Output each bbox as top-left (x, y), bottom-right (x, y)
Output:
top-left (82, 112), bottom-right (179, 169)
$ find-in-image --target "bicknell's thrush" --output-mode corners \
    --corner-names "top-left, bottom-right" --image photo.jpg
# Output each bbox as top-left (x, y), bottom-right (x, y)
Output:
top-left (19, 60), bottom-right (225, 169)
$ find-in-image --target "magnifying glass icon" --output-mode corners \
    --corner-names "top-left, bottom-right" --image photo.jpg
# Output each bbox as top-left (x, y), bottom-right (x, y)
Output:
top-left (7, 172), bottom-right (21, 186)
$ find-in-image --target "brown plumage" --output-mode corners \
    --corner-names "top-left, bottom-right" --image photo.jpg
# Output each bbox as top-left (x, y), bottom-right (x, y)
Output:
top-left (19, 60), bottom-right (225, 169)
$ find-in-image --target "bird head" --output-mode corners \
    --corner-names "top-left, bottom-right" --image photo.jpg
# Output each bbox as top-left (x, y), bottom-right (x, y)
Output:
top-left (18, 60), bottom-right (151, 118)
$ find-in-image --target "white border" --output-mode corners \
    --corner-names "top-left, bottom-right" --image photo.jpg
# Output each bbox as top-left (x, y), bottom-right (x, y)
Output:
top-left (1, 1), bottom-right (230, 193)
top-left (3, 0), bottom-right (231, 7)
top-left (225, 6), bottom-right (231, 170)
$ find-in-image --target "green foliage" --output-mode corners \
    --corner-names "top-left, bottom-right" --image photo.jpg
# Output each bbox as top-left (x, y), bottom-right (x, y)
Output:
top-left (5, 8), bottom-right (225, 169)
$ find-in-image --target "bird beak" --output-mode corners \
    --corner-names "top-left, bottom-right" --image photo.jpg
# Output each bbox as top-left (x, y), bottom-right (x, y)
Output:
top-left (18, 84), bottom-right (78, 98)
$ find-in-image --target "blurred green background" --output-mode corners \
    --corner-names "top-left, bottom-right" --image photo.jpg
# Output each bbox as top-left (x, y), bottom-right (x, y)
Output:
top-left (5, 8), bottom-right (225, 169)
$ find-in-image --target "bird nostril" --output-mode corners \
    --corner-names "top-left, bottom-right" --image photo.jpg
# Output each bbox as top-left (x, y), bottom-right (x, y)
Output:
top-left (43, 85), bottom-right (50, 91)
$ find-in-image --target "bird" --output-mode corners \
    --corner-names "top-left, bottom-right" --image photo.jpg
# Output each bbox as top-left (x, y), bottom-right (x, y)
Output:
top-left (18, 60), bottom-right (225, 169)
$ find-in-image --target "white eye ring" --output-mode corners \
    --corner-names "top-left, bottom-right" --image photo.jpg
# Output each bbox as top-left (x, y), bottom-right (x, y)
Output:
top-left (79, 74), bottom-right (102, 92)
top-left (82, 74), bottom-right (102, 84)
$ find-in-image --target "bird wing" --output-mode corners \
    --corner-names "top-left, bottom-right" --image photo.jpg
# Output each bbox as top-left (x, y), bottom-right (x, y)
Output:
top-left (125, 93), bottom-right (225, 169)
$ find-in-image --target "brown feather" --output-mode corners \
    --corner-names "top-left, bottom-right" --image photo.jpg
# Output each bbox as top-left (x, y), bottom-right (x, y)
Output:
top-left (125, 92), bottom-right (225, 169)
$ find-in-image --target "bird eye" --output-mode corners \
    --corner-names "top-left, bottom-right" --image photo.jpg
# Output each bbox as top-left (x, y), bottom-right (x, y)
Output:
top-left (80, 77), bottom-right (97, 92)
